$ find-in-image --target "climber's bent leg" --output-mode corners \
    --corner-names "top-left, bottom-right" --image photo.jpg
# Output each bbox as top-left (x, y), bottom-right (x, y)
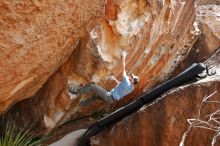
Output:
top-left (90, 84), bottom-right (114, 103)
top-left (76, 84), bottom-right (96, 95)
top-left (78, 84), bottom-right (114, 103)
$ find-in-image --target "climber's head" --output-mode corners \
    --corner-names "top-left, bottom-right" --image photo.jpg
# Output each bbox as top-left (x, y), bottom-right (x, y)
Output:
top-left (129, 73), bottom-right (139, 85)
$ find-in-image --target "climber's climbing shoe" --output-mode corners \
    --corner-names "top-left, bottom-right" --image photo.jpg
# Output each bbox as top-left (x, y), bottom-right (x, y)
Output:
top-left (69, 86), bottom-right (78, 94)
top-left (69, 87), bottom-right (77, 94)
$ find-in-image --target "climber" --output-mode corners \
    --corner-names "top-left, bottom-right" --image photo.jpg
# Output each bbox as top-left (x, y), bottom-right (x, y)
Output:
top-left (69, 51), bottom-right (139, 106)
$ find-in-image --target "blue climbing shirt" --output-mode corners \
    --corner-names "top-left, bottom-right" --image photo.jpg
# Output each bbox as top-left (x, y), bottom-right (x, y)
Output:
top-left (110, 74), bottom-right (134, 101)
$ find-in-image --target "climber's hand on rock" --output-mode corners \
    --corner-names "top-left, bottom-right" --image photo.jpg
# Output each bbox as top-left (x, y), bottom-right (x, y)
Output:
top-left (121, 50), bottom-right (127, 58)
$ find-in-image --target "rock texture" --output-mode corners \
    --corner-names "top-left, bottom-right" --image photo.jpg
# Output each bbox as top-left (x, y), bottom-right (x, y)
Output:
top-left (172, 2), bottom-right (220, 76)
top-left (1, 0), bottom-right (220, 136)
top-left (91, 48), bottom-right (220, 146)
top-left (0, 0), bottom-right (106, 114)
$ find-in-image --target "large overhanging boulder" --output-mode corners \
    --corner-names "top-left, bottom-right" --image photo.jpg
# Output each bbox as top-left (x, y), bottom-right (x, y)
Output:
top-left (1, 0), bottom-right (220, 135)
top-left (0, 0), bottom-right (106, 114)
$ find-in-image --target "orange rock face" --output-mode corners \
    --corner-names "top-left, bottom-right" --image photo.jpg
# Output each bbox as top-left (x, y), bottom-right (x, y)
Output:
top-left (91, 49), bottom-right (220, 146)
top-left (1, 0), bottom-right (220, 136)
top-left (0, 0), bottom-right (106, 114)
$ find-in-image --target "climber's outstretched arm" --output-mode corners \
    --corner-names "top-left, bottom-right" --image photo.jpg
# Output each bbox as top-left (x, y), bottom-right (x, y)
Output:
top-left (110, 75), bottom-right (120, 85)
top-left (121, 51), bottom-right (127, 76)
